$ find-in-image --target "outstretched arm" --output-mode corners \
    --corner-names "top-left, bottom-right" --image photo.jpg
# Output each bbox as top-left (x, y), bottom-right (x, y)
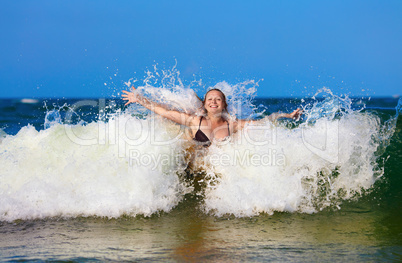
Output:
top-left (267, 108), bottom-right (303, 122)
top-left (234, 108), bottom-right (303, 131)
top-left (121, 86), bottom-right (196, 127)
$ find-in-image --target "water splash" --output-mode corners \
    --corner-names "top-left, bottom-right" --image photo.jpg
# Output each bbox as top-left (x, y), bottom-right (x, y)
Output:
top-left (44, 110), bottom-right (62, 129)
top-left (397, 97), bottom-right (402, 116)
top-left (200, 89), bottom-right (396, 217)
top-left (127, 64), bottom-right (260, 119)
top-left (304, 88), bottom-right (355, 124)
top-left (0, 114), bottom-right (190, 222)
top-left (0, 65), bottom-right (398, 220)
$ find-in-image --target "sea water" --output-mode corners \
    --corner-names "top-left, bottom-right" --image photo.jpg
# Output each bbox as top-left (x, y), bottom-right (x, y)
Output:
top-left (0, 81), bottom-right (401, 261)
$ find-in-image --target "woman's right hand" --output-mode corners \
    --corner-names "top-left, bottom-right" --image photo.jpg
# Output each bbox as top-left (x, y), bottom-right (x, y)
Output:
top-left (121, 86), bottom-right (139, 106)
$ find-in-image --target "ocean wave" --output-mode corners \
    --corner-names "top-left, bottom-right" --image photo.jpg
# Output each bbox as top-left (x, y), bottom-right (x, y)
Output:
top-left (0, 116), bottom-right (189, 222)
top-left (0, 81), bottom-right (398, 221)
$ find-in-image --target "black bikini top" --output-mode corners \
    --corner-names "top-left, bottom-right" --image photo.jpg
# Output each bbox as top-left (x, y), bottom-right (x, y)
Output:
top-left (193, 116), bottom-right (230, 146)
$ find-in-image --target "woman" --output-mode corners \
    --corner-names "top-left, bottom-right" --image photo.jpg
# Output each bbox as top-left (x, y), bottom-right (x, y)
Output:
top-left (122, 87), bottom-right (302, 146)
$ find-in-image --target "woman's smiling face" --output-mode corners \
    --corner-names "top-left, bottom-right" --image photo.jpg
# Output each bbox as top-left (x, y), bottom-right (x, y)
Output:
top-left (204, 90), bottom-right (227, 114)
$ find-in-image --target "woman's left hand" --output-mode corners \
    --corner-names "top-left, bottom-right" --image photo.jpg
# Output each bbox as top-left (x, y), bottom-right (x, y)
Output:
top-left (121, 86), bottom-right (139, 106)
top-left (288, 108), bottom-right (303, 120)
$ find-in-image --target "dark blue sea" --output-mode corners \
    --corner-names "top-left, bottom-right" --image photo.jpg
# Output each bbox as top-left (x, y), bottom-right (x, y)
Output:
top-left (0, 91), bottom-right (401, 261)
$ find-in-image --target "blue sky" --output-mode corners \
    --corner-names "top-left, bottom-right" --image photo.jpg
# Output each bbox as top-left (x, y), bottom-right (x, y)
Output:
top-left (0, 0), bottom-right (401, 98)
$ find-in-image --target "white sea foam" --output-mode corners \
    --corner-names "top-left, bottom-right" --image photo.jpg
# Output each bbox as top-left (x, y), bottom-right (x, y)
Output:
top-left (0, 115), bottom-right (189, 222)
top-left (200, 91), bottom-right (389, 217)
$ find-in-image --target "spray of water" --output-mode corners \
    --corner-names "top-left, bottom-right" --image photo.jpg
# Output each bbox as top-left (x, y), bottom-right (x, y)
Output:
top-left (0, 66), bottom-right (398, 221)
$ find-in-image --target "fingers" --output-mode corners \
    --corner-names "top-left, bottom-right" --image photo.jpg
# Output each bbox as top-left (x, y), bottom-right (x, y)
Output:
top-left (290, 108), bottom-right (303, 120)
top-left (121, 90), bottom-right (132, 101)
top-left (122, 86), bottom-right (135, 93)
top-left (121, 88), bottom-right (137, 106)
top-left (121, 90), bottom-right (131, 106)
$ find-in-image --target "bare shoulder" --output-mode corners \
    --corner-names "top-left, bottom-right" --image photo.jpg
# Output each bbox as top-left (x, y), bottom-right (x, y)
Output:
top-left (187, 115), bottom-right (202, 127)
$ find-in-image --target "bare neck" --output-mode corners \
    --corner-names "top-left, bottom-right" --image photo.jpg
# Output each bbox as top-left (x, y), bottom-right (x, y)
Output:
top-left (206, 112), bottom-right (226, 124)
